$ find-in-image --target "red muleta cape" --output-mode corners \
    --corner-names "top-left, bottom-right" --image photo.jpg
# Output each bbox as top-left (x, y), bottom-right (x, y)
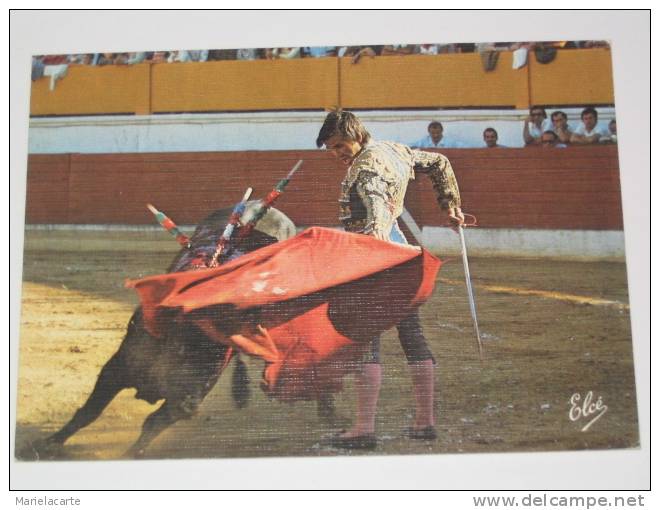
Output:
top-left (126, 227), bottom-right (442, 401)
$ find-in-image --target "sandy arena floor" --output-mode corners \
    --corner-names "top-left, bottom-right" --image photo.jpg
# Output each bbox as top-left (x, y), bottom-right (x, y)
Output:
top-left (14, 235), bottom-right (639, 461)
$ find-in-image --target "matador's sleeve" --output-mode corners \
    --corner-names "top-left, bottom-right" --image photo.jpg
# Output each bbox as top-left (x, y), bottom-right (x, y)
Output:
top-left (411, 150), bottom-right (462, 210)
top-left (354, 170), bottom-right (396, 236)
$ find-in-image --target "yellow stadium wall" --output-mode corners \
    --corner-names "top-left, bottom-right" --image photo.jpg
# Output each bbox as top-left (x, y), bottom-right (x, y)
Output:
top-left (29, 50), bottom-right (614, 116)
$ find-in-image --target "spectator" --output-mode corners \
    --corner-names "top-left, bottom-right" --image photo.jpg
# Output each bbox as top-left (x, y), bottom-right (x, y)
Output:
top-left (608, 119), bottom-right (617, 143)
top-left (411, 121), bottom-right (462, 149)
top-left (96, 53), bottom-right (117, 65)
top-left (304, 46), bottom-right (337, 58)
top-left (381, 44), bottom-right (416, 56)
top-left (547, 41), bottom-right (578, 49)
top-left (262, 47), bottom-right (302, 59)
top-left (207, 49), bottom-right (237, 61)
top-left (188, 50), bottom-right (209, 62)
top-left (509, 42), bottom-right (536, 51)
top-left (523, 106), bottom-right (552, 146)
top-left (126, 52), bottom-right (147, 65)
top-left (437, 43), bottom-right (461, 54)
top-left (169, 50), bottom-right (209, 62)
top-left (417, 44), bottom-right (439, 55)
top-left (541, 130), bottom-right (567, 148)
top-left (550, 110), bottom-right (573, 144)
top-left (31, 56), bottom-right (45, 81)
top-left (579, 41), bottom-right (610, 49)
top-left (262, 48), bottom-right (278, 60)
top-left (570, 107), bottom-right (610, 145)
top-left (113, 53), bottom-right (130, 65)
top-left (68, 54), bottom-right (94, 65)
top-left (149, 51), bottom-right (170, 63)
top-left (276, 47), bottom-right (302, 59)
top-left (456, 43), bottom-right (476, 53)
top-left (338, 45), bottom-right (382, 64)
top-left (236, 48), bottom-right (259, 60)
top-left (483, 128), bottom-right (505, 148)
top-left (477, 42), bottom-right (500, 71)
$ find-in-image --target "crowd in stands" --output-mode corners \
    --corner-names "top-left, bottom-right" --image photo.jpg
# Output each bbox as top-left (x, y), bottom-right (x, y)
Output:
top-left (520, 106), bottom-right (616, 148)
top-left (31, 44), bottom-right (616, 150)
top-left (410, 107), bottom-right (616, 150)
top-left (31, 40), bottom-right (610, 71)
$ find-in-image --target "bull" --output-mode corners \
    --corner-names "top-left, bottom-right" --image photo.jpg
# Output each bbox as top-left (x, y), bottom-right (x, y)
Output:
top-left (25, 202), bottom-right (339, 459)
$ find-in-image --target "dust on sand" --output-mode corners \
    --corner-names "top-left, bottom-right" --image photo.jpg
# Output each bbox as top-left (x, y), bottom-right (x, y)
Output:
top-left (15, 248), bottom-right (639, 460)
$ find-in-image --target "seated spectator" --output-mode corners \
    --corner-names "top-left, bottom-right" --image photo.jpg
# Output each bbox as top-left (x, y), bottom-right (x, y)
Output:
top-left (437, 43), bottom-right (461, 54)
top-left (262, 48), bottom-right (278, 60)
top-left (236, 48), bottom-right (259, 60)
top-left (608, 119), bottom-right (617, 143)
top-left (570, 107), bottom-right (610, 145)
top-left (579, 40), bottom-right (610, 49)
top-left (541, 130), bottom-right (567, 148)
top-left (263, 47), bottom-right (302, 59)
top-left (417, 44), bottom-right (439, 55)
top-left (411, 121), bottom-right (462, 148)
top-left (523, 106), bottom-right (552, 146)
top-left (509, 42), bottom-right (536, 51)
top-left (276, 47), bottom-right (302, 59)
top-left (186, 50), bottom-right (209, 62)
top-left (493, 42), bottom-right (515, 51)
top-left (114, 53), bottom-right (130, 65)
top-left (456, 43), bottom-right (476, 52)
top-left (304, 46), bottom-right (337, 58)
top-left (95, 53), bottom-right (113, 65)
top-left (68, 54), bottom-right (94, 65)
top-left (148, 51), bottom-right (170, 63)
top-left (483, 128), bottom-right (505, 148)
top-left (31, 56), bottom-right (45, 81)
top-left (338, 45), bottom-right (382, 64)
top-left (169, 50), bottom-right (209, 62)
top-left (476, 42), bottom-right (501, 71)
top-left (547, 41), bottom-right (578, 49)
top-left (207, 49), bottom-right (237, 61)
top-left (381, 44), bottom-right (416, 56)
top-left (126, 52), bottom-right (147, 65)
top-left (550, 110), bottom-right (573, 144)
top-left (95, 52), bottom-right (130, 65)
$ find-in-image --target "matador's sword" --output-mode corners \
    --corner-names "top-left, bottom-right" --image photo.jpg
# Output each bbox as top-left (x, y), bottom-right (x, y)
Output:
top-left (399, 207), bottom-right (484, 361)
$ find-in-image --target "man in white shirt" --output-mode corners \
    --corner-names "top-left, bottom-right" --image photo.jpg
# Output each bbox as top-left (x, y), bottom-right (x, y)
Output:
top-left (523, 106), bottom-right (553, 146)
top-left (570, 107), bottom-right (611, 145)
top-left (483, 127), bottom-right (506, 148)
top-left (412, 121), bottom-right (463, 149)
top-left (550, 110), bottom-right (573, 144)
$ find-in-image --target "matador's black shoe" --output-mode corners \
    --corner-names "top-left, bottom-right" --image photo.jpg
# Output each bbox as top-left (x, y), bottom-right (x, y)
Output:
top-left (402, 425), bottom-right (438, 440)
top-left (329, 432), bottom-right (377, 450)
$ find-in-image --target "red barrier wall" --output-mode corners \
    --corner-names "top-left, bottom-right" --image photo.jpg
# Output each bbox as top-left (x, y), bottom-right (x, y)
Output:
top-left (25, 146), bottom-right (622, 230)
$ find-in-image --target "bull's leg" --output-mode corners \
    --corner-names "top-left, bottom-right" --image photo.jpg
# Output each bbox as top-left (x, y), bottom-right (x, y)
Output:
top-left (124, 400), bottom-right (177, 458)
top-left (125, 347), bottom-right (229, 458)
top-left (125, 394), bottom-right (204, 459)
top-left (46, 354), bottom-right (125, 446)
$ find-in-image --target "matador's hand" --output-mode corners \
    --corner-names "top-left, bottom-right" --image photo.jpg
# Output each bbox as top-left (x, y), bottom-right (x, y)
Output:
top-left (446, 207), bottom-right (465, 233)
top-left (372, 228), bottom-right (390, 241)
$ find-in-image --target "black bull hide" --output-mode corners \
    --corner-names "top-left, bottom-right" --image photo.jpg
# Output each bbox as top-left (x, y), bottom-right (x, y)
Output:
top-left (26, 203), bottom-right (339, 459)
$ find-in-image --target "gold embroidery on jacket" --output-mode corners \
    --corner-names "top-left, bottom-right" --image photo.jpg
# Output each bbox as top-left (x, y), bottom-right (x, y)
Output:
top-left (338, 142), bottom-right (461, 233)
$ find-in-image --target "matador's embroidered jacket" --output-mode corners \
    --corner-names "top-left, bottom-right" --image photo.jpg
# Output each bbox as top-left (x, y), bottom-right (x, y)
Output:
top-left (338, 140), bottom-right (462, 235)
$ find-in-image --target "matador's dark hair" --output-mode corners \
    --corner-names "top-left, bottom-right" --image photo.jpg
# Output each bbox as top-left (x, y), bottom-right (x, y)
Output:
top-left (316, 109), bottom-right (372, 148)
